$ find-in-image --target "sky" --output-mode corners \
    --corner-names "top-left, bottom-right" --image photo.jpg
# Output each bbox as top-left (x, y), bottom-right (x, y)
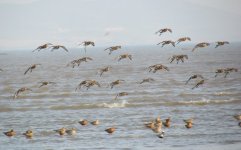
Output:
top-left (0, 0), bottom-right (241, 50)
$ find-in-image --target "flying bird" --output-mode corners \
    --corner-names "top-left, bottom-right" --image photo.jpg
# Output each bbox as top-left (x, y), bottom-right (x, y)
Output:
top-left (24, 64), bottom-right (41, 75)
top-left (192, 79), bottom-right (204, 89)
top-left (185, 74), bottom-right (204, 84)
top-left (114, 92), bottom-right (128, 100)
top-left (38, 81), bottom-right (56, 88)
top-left (176, 37), bottom-right (191, 45)
top-left (117, 54), bottom-right (132, 61)
top-left (79, 41), bottom-right (95, 53)
top-left (157, 40), bottom-right (175, 47)
top-left (215, 41), bottom-right (229, 48)
top-left (13, 87), bottom-right (32, 99)
top-left (155, 28), bottom-right (172, 36)
top-left (51, 45), bottom-right (68, 52)
top-left (104, 46), bottom-right (121, 55)
top-left (33, 43), bottom-right (52, 52)
top-left (109, 80), bottom-right (125, 89)
top-left (192, 42), bottom-right (210, 52)
top-left (97, 66), bottom-right (111, 77)
top-left (169, 54), bottom-right (188, 64)
top-left (148, 64), bottom-right (169, 73)
top-left (139, 78), bottom-right (155, 84)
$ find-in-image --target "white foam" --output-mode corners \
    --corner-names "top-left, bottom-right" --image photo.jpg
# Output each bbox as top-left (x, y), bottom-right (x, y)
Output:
top-left (98, 100), bottom-right (129, 108)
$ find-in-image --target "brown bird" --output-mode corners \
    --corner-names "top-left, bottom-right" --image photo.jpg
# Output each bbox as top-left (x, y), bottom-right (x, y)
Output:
top-left (117, 54), bottom-right (132, 61)
top-left (192, 42), bottom-right (210, 52)
top-left (155, 28), bottom-right (172, 36)
top-left (109, 80), bottom-right (125, 89)
top-left (185, 74), bottom-right (204, 84)
top-left (67, 57), bottom-right (93, 68)
top-left (115, 92), bottom-right (128, 100)
top-left (33, 43), bottom-right (52, 52)
top-left (145, 121), bottom-right (155, 129)
top-left (75, 80), bottom-right (93, 91)
top-left (233, 114), bottom-right (241, 120)
top-left (38, 81), bottom-right (56, 88)
top-left (184, 119), bottom-right (193, 129)
top-left (105, 127), bottom-right (116, 134)
top-left (13, 87), bottom-right (32, 99)
top-left (139, 78), bottom-right (155, 84)
top-left (23, 130), bottom-right (33, 138)
top-left (3, 129), bottom-right (16, 137)
top-left (66, 128), bottom-right (77, 135)
top-left (163, 118), bottom-right (171, 128)
top-left (105, 46), bottom-right (121, 55)
top-left (192, 79), bottom-right (204, 89)
top-left (215, 68), bottom-right (238, 78)
top-left (24, 64), bottom-right (41, 75)
top-left (157, 40), bottom-right (175, 47)
top-left (169, 54), bottom-right (188, 64)
top-left (79, 119), bottom-right (88, 126)
top-left (50, 45), bottom-right (68, 52)
top-left (54, 127), bottom-right (66, 135)
top-left (185, 122), bottom-right (193, 129)
top-left (148, 64), bottom-right (169, 73)
top-left (97, 66), bottom-right (111, 77)
top-left (84, 80), bottom-right (101, 90)
top-left (79, 41), bottom-right (95, 53)
top-left (176, 37), bottom-right (191, 45)
top-left (91, 120), bottom-right (100, 125)
top-left (215, 41), bottom-right (229, 48)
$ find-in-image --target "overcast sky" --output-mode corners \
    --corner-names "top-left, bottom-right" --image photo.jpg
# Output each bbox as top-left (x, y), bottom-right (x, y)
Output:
top-left (0, 0), bottom-right (241, 50)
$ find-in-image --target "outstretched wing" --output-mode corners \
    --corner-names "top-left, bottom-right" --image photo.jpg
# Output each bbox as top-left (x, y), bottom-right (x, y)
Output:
top-left (24, 67), bottom-right (31, 75)
top-left (60, 46), bottom-right (68, 52)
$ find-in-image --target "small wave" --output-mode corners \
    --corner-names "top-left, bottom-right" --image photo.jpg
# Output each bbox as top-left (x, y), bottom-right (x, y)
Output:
top-left (50, 100), bottom-right (129, 110)
top-left (97, 100), bottom-right (129, 108)
top-left (171, 98), bottom-right (240, 106)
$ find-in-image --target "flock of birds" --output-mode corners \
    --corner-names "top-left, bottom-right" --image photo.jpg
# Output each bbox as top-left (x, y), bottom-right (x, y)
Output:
top-left (1, 27), bottom-right (240, 140)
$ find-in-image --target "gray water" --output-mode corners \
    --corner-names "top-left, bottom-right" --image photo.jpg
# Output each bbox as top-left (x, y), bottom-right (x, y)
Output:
top-left (0, 44), bottom-right (241, 150)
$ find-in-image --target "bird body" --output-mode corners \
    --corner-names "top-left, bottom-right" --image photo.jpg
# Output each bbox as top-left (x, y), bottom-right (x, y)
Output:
top-left (66, 128), bottom-right (77, 135)
top-left (105, 127), bottom-right (116, 134)
top-left (115, 92), bottom-right (128, 100)
top-left (24, 64), bottom-right (41, 75)
top-left (3, 129), bottom-right (16, 137)
top-left (23, 130), bottom-right (33, 138)
top-left (215, 41), bottom-right (229, 48)
top-left (157, 40), bottom-right (175, 47)
top-left (13, 87), bottom-right (32, 99)
top-left (79, 119), bottom-right (88, 126)
top-left (51, 45), bottom-right (68, 52)
top-left (192, 42), bottom-right (210, 52)
top-left (91, 120), bottom-right (100, 125)
top-left (54, 127), bottom-right (66, 135)
top-left (155, 28), bottom-right (172, 36)
top-left (176, 37), bottom-right (191, 45)
top-left (105, 46), bottom-right (121, 55)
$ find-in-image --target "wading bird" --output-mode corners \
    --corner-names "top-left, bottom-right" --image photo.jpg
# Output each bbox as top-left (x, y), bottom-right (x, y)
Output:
top-left (3, 129), bottom-right (16, 137)
top-left (23, 130), bottom-right (33, 138)
top-left (54, 127), bottom-right (66, 136)
top-left (105, 127), bottom-right (116, 134)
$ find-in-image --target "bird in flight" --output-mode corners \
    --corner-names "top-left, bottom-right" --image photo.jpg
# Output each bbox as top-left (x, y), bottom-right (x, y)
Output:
top-left (79, 41), bottom-right (95, 53)
top-left (176, 37), bottom-right (191, 45)
top-left (157, 40), bottom-right (175, 47)
top-left (33, 43), bottom-right (53, 52)
top-left (215, 41), bottom-right (229, 48)
top-left (24, 64), bottom-right (41, 75)
top-left (13, 87), bottom-right (32, 99)
top-left (192, 42), bottom-right (210, 52)
top-left (155, 28), bottom-right (172, 36)
top-left (104, 46), bottom-right (121, 55)
top-left (50, 45), bottom-right (68, 52)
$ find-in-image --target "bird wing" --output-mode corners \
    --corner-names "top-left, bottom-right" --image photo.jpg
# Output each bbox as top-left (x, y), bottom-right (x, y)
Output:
top-left (24, 67), bottom-right (31, 75)
top-left (60, 46), bottom-right (68, 52)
